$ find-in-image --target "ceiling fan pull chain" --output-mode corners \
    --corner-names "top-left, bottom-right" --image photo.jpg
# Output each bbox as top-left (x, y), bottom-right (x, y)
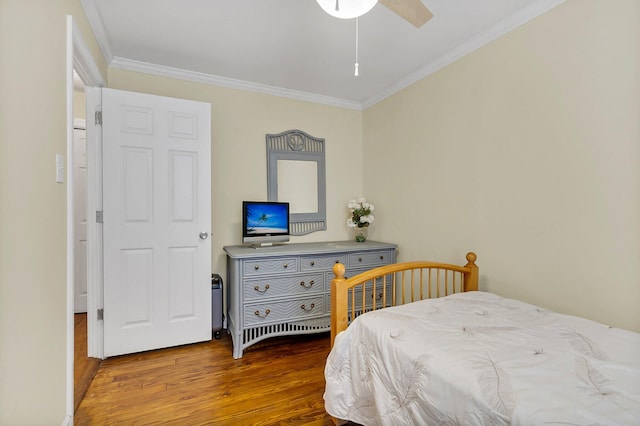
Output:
top-left (354, 17), bottom-right (359, 76)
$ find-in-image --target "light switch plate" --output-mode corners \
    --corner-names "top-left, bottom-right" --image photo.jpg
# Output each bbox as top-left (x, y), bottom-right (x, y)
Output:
top-left (56, 154), bottom-right (64, 183)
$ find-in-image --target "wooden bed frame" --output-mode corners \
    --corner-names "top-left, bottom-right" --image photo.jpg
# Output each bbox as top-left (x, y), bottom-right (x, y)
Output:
top-left (327, 252), bottom-right (640, 425)
top-left (330, 252), bottom-right (478, 347)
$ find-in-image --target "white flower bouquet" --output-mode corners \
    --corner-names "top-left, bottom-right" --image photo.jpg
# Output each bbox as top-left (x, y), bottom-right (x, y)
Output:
top-left (347, 197), bottom-right (375, 229)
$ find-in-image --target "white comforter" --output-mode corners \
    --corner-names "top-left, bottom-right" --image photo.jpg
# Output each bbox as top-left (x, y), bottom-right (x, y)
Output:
top-left (324, 291), bottom-right (640, 425)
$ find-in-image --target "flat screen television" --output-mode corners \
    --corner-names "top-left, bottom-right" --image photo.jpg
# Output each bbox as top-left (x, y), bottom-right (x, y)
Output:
top-left (242, 201), bottom-right (290, 246)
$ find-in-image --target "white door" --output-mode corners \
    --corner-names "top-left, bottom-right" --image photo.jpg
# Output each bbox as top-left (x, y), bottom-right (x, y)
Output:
top-left (102, 88), bottom-right (212, 357)
top-left (73, 122), bottom-right (88, 313)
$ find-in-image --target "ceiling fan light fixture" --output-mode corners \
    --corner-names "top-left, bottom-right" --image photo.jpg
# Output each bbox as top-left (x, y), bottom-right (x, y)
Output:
top-left (315, 0), bottom-right (378, 19)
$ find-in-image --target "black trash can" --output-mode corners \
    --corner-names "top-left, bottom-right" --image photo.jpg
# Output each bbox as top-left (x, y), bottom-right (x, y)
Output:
top-left (211, 274), bottom-right (223, 339)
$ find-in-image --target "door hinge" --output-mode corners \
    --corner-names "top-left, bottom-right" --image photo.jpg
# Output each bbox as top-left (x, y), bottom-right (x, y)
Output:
top-left (94, 110), bottom-right (102, 126)
top-left (96, 210), bottom-right (103, 223)
top-left (97, 308), bottom-right (104, 321)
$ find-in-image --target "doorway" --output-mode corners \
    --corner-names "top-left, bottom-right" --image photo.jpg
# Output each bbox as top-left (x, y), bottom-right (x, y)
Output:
top-left (72, 71), bottom-right (101, 411)
top-left (67, 17), bottom-right (213, 420)
top-left (68, 15), bottom-right (106, 423)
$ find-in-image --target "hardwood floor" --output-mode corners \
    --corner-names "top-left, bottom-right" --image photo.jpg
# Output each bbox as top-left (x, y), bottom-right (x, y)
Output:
top-left (74, 313), bottom-right (102, 412)
top-left (75, 331), bottom-right (346, 425)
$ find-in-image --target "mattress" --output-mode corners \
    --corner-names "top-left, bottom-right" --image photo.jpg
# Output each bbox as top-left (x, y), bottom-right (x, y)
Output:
top-left (324, 291), bottom-right (640, 425)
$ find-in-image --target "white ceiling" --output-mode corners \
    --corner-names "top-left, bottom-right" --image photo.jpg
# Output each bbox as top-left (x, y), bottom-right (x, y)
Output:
top-left (82, 0), bottom-right (565, 109)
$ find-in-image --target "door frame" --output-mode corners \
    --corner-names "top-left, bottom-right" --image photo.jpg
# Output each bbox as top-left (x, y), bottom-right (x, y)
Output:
top-left (66, 15), bottom-right (105, 425)
top-left (84, 85), bottom-right (103, 360)
top-left (73, 118), bottom-right (87, 314)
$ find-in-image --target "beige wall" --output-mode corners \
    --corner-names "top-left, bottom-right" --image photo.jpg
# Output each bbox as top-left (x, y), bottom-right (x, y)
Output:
top-left (107, 69), bottom-right (364, 278)
top-left (364, 0), bottom-right (640, 331)
top-left (0, 0), bottom-right (105, 424)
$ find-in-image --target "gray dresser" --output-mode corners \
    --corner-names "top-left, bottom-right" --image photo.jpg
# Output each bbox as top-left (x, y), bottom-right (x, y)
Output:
top-left (224, 240), bottom-right (397, 358)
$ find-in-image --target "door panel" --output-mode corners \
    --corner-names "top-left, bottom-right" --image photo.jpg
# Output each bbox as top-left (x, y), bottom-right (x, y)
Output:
top-left (168, 247), bottom-right (197, 319)
top-left (169, 151), bottom-right (197, 222)
top-left (102, 88), bottom-right (211, 357)
top-left (121, 248), bottom-right (153, 325)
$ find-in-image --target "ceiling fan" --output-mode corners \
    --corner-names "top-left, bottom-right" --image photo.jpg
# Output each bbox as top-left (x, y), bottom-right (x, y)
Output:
top-left (315, 0), bottom-right (433, 28)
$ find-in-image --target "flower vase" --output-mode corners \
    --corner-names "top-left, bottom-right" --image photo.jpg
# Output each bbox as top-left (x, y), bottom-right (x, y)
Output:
top-left (353, 226), bottom-right (368, 243)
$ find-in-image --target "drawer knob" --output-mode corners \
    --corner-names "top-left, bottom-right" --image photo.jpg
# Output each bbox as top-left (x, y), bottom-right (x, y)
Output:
top-left (335, 259), bottom-right (340, 264)
top-left (300, 280), bottom-right (315, 289)
top-left (283, 263), bottom-right (288, 268)
top-left (310, 261), bottom-right (315, 266)
top-left (300, 303), bottom-right (315, 312)
top-left (254, 284), bottom-right (270, 294)
top-left (254, 265), bottom-right (259, 270)
top-left (254, 309), bottom-right (271, 318)
top-left (380, 255), bottom-right (384, 260)
top-left (358, 257), bottom-right (363, 262)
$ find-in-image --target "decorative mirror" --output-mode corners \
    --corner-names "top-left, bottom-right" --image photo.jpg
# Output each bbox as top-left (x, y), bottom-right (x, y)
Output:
top-left (267, 129), bottom-right (326, 235)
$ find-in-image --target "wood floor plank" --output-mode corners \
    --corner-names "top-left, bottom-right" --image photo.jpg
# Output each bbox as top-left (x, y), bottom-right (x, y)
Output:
top-left (74, 332), bottom-right (344, 425)
top-left (74, 313), bottom-right (102, 413)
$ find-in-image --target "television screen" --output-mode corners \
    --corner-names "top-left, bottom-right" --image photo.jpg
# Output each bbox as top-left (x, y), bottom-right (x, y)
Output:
top-left (242, 201), bottom-right (290, 246)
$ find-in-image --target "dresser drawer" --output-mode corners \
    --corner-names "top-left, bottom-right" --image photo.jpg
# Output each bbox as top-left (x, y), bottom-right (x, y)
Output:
top-left (349, 250), bottom-right (392, 268)
top-left (245, 296), bottom-right (324, 326)
top-left (244, 273), bottom-right (324, 301)
top-left (242, 257), bottom-right (298, 276)
top-left (300, 254), bottom-right (348, 272)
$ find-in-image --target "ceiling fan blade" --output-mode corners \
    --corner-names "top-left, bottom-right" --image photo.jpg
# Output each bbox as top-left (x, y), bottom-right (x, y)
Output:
top-left (378, 0), bottom-right (433, 28)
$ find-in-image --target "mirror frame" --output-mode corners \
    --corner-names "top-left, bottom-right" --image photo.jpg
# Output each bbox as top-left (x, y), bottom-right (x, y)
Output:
top-left (266, 129), bottom-right (326, 235)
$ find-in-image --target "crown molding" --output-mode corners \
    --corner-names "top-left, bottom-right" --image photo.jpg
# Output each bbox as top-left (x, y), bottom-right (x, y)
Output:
top-left (72, 20), bottom-right (105, 89)
top-left (81, 0), bottom-right (565, 111)
top-left (80, 0), bottom-right (114, 64)
top-left (110, 57), bottom-right (363, 111)
top-left (361, 0), bottom-right (567, 109)
top-left (80, 0), bottom-right (360, 109)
